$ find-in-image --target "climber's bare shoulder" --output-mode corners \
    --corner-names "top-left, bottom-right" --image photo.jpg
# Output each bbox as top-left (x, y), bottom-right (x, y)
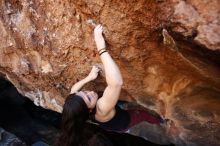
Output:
top-left (94, 84), bottom-right (121, 122)
top-left (95, 105), bottom-right (116, 122)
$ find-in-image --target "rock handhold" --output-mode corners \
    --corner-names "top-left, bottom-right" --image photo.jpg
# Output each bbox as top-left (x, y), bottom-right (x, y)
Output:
top-left (162, 29), bottom-right (178, 51)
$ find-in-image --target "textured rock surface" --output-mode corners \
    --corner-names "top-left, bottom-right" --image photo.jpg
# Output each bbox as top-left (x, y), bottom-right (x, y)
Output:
top-left (0, 0), bottom-right (220, 146)
top-left (171, 0), bottom-right (220, 50)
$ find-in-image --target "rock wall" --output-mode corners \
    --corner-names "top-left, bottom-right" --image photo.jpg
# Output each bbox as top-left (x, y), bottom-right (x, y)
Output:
top-left (0, 0), bottom-right (220, 146)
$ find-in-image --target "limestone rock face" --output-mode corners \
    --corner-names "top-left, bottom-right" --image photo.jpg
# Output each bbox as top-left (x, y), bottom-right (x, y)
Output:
top-left (171, 0), bottom-right (220, 51)
top-left (0, 0), bottom-right (220, 146)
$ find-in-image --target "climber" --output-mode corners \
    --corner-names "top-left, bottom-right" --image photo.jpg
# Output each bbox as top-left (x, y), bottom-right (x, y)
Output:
top-left (58, 25), bottom-right (162, 146)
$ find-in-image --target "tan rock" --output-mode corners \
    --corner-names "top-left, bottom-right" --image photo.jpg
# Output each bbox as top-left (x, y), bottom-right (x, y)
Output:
top-left (0, 0), bottom-right (219, 145)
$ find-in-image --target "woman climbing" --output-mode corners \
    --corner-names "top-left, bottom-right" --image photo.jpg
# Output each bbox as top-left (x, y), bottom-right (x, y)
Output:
top-left (58, 25), bottom-right (162, 146)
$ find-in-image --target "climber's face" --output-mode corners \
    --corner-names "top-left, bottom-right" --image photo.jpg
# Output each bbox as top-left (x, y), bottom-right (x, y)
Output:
top-left (76, 91), bottom-right (98, 109)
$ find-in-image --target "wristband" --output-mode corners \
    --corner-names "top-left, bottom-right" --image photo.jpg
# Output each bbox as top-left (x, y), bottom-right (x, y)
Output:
top-left (99, 50), bottom-right (107, 56)
top-left (98, 48), bottom-right (106, 54)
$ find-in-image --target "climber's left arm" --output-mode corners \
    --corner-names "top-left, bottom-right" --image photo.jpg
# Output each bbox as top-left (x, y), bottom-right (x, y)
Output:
top-left (70, 66), bottom-right (100, 94)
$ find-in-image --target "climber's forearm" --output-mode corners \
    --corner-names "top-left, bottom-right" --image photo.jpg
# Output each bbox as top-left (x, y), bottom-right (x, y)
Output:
top-left (100, 52), bottom-right (123, 87)
top-left (70, 65), bottom-right (100, 94)
top-left (70, 77), bottom-right (91, 94)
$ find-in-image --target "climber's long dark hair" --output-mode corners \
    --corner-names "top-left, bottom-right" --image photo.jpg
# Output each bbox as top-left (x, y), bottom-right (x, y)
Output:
top-left (57, 94), bottom-right (89, 146)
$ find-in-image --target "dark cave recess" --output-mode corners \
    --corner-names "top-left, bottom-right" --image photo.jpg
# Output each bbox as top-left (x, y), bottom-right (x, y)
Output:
top-left (0, 77), bottom-right (175, 146)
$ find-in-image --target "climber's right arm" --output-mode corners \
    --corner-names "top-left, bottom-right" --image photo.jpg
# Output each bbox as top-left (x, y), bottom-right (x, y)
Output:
top-left (93, 25), bottom-right (123, 122)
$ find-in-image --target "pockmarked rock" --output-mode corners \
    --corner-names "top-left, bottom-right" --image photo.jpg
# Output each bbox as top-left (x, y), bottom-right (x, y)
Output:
top-left (0, 0), bottom-right (219, 146)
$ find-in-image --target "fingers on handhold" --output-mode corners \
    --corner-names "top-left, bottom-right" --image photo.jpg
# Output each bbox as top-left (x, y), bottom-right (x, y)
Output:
top-left (95, 24), bottom-right (101, 30)
top-left (91, 63), bottom-right (105, 78)
top-left (97, 24), bottom-right (103, 31)
top-left (95, 64), bottom-right (104, 72)
top-left (100, 26), bottom-right (104, 32)
top-left (93, 65), bottom-right (101, 71)
top-left (94, 25), bottom-right (98, 31)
